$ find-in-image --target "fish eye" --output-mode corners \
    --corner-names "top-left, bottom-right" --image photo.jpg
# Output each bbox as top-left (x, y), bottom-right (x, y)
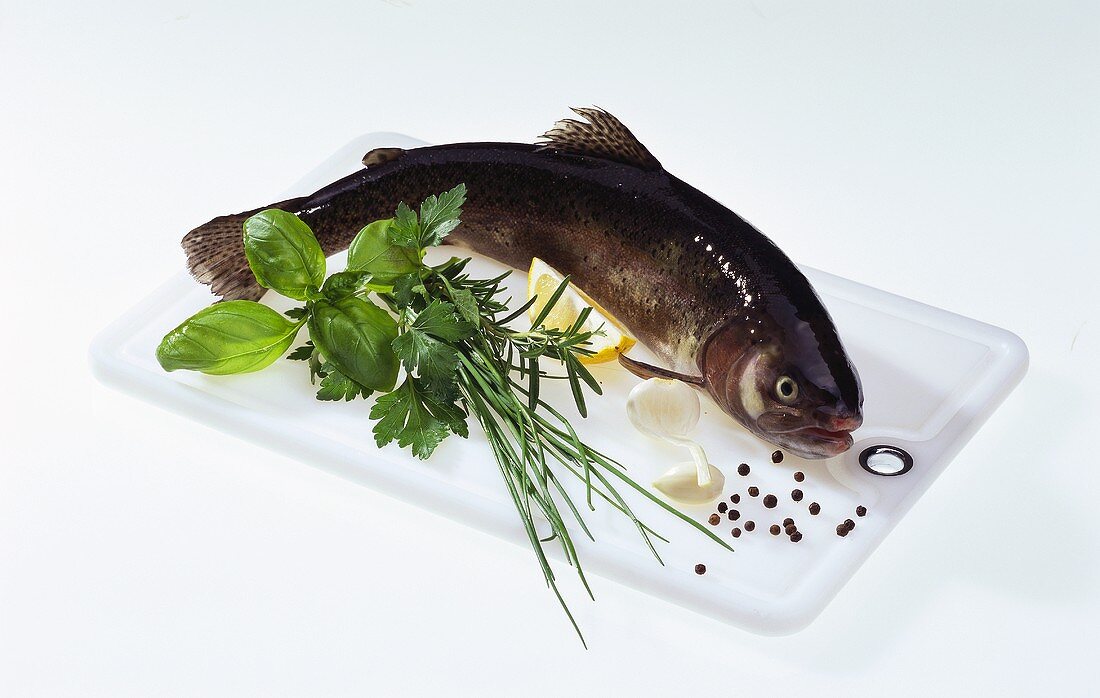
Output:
top-left (774, 375), bottom-right (799, 404)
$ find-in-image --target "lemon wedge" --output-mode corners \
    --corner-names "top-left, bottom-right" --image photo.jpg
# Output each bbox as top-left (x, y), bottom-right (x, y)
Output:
top-left (526, 258), bottom-right (636, 364)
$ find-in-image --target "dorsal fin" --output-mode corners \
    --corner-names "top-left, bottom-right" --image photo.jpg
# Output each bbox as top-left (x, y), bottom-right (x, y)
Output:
top-left (362, 147), bottom-right (405, 167)
top-left (536, 107), bottom-right (662, 170)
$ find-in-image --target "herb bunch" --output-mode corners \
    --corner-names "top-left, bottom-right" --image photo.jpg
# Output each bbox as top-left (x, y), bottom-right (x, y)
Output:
top-left (157, 185), bottom-right (731, 642)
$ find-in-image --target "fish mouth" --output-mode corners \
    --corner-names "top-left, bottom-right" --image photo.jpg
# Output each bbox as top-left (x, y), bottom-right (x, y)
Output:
top-left (765, 423), bottom-right (857, 459)
top-left (779, 427), bottom-right (854, 459)
top-left (753, 410), bottom-right (861, 459)
top-left (796, 426), bottom-right (854, 447)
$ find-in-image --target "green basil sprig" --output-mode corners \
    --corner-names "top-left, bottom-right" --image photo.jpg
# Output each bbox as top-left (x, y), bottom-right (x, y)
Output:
top-left (156, 300), bottom-right (304, 375)
top-left (158, 206), bottom-right (410, 401)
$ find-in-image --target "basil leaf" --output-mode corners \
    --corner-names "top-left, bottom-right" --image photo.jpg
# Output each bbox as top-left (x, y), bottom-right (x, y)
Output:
top-left (346, 219), bottom-right (421, 282)
top-left (321, 270), bottom-right (375, 301)
top-left (156, 300), bottom-right (303, 375)
top-left (243, 210), bottom-right (326, 300)
top-left (308, 296), bottom-right (399, 392)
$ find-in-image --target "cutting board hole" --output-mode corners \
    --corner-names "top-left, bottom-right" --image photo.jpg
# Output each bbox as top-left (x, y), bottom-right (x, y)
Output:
top-left (859, 445), bottom-right (913, 476)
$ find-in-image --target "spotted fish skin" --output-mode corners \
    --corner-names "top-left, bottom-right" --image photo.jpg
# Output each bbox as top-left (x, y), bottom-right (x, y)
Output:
top-left (183, 109), bottom-right (863, 458)
top-left (187, 142), bottom-right (800, 368)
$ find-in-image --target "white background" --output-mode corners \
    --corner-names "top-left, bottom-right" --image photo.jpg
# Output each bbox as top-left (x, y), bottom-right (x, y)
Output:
top-left (2, 1), bottom-right (1097, 695)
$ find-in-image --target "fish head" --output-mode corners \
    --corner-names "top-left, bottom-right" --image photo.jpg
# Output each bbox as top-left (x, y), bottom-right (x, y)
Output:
top-left (701, 315), bottom-right (863, 459)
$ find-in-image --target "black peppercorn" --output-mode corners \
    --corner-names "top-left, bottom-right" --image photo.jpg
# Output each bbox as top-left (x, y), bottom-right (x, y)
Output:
top-left (843, 518), bottom-right (856, 531)
top-left (790, 531), bottom-right (803, 543)
top-left (836, 524), bottom-right (849, 537)
top-left (732, 527), bottom-right (742, 538)
top-left (771, 450), bottom-right (784, 463)
top-left (744, 521), bottom-right (756, 532)
top-left (792, 489), bottom-right (804, 502)
top-left (708, 514), bottom-right (721, 525)
top-left (763, 494), bottom-right (778, 508)
top-left (728, 509), bottom-right (740, 521)
top-left (770, 524), bottom-right (781, 535)
top-left (783, 517), bottom-right (794, 526)
top-left (748, 486), bottom-right (760, 497)
top-left (718, 502), bottom-right (728, 513)
top-left (731, 494), bottom-right (741, 504)
top-left (809, 502), bottom-right (821, 515)
top-left (856, 505), bottom-right (867, 517)
top-left (737, 463), bottom-right (750, 476)
top-left (695, 563), bottom-right (707, 575)
top-left (784, 523), bottom-right (797, 535)
top-left (794, 471), bottom-right (805, 482)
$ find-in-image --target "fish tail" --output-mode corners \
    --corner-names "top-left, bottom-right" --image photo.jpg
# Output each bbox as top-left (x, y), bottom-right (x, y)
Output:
top-left (181, 197), bottom-right (306, 300)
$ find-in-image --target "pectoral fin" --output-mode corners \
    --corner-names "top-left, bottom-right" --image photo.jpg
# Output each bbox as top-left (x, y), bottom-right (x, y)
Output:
top-left (618, 353), bottom-right (705, 386)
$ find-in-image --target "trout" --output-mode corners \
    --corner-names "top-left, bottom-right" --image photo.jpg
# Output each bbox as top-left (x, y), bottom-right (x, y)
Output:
top-left (183, 108), bottom-right (863, 458)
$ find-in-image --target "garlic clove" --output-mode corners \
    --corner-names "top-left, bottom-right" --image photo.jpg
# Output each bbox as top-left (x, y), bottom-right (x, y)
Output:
top-left (626, 378), bottom-right (701, 440)
top-left (627, 377), bottom-right (718, 489)
top-left (652, 461), bottom-right (726, 505)
top-left (661, 435), bottom-right (713, 487)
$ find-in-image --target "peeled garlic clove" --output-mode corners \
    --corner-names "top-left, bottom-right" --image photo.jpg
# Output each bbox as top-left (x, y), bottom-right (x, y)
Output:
top-left (653, 461), bottom-right (726, 505)
top-left (660, 434), bottom-right (713, 486)
top-left (627, 378), bottom-right (714, 487)
top-left (626, 378), bottom-right (701, 440)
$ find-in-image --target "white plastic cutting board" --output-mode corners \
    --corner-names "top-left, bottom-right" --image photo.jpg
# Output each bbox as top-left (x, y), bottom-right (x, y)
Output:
top-left (89, 133), bottom-right (1028, 635)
